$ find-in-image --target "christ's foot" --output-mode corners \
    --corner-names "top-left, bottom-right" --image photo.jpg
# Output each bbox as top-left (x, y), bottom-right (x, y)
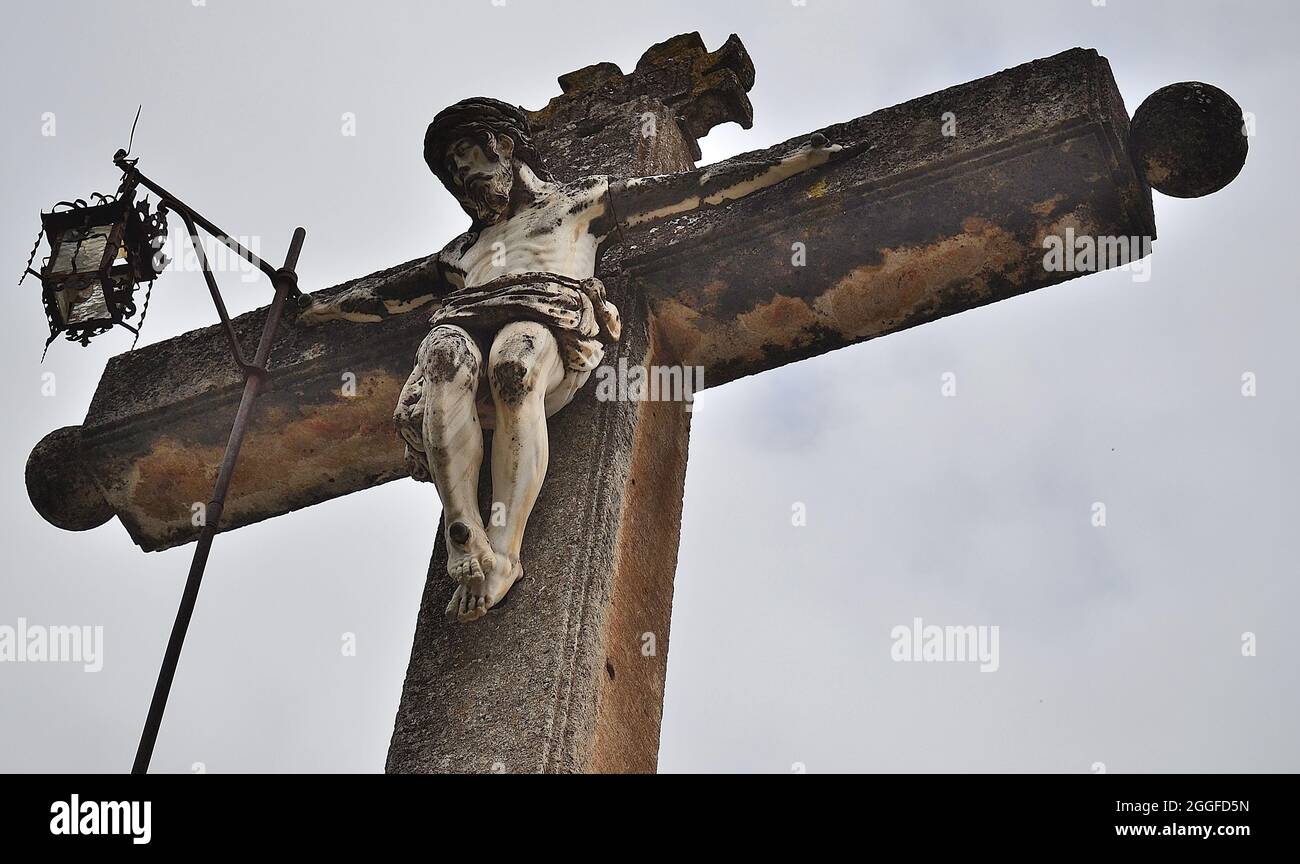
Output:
top-left (446, 519), bottom-right (494, 595)
top-left (444, 556), bottom-right (523, 624)
top-left (483, 555), bottom-right (524, 610)
top-left (445, 583), bottom-right (489, 623)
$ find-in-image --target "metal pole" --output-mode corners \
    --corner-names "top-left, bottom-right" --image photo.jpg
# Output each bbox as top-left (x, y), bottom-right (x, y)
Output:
top-left (114, 150), bottom-right (281, 282)
top-left (131, 226), bottom-right (306, 775)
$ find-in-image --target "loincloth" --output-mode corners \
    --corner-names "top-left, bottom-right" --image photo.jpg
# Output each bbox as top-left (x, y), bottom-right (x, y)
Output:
top-left (395, 273), bottom-right (621, 483)
top-left (428, 272), bottom-right (621, 372)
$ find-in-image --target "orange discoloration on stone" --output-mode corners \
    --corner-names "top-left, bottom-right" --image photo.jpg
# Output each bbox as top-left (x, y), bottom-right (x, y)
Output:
top-left (1035, 205), bottom-right (1101, 247)
top-left (1031, 193), bottom-right (1066, 217)
top-left (737, 291), bottom-right (818, 342)
top-left (816, 221), bottom-right (1021, 338)
top-left (121, 370), bottom-right (407, 544)
top-left (653, 220), bottom-right (1026, 372)
top-left (130, 443), bottom-right (216, 520)
top-left (650, 298), bottom-right (704, 367)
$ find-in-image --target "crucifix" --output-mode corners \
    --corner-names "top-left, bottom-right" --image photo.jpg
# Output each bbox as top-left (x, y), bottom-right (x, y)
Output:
top-left (298, 97), bottom-right (851, 621)
top-left (27, 33), bottom-right (1246, 772)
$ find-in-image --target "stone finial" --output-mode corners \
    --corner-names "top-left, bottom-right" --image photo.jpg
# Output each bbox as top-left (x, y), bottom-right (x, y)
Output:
top-left (1130, 82), bottom-right (1248, 198)
top-left (26, 426), bottom-right (113, 532)
top-left (533, 32), bottom-right (756, 161)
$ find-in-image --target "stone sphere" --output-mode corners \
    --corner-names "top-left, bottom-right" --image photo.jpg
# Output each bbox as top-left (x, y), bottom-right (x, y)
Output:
top-left (1130, 82), bottom-right (1248, 198)
top-left (26, 425), bottom-right (114, 532)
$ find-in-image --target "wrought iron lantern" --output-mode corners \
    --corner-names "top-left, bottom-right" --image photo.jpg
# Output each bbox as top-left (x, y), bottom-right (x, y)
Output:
top-left (22, 175), bottom-right (168, 347)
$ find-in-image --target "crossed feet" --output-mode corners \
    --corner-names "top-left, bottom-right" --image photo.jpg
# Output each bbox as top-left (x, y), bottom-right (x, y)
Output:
top-left (444, 520), bottom-right (524, 623)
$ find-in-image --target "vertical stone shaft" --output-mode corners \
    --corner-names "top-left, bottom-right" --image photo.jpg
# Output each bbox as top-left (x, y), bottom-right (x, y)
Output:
top-left (385, 99), bottom-right (696, 773)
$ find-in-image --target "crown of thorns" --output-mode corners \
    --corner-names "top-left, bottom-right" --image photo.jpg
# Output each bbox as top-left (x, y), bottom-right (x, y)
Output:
top-left (423, 97), bottom-right (553, 190)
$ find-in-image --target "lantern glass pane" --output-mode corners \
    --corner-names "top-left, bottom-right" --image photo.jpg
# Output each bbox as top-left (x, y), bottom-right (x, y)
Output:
top-left (50, 226), bottom-right (113, 276)
top-left (63, 281), bottom-right (111, 326)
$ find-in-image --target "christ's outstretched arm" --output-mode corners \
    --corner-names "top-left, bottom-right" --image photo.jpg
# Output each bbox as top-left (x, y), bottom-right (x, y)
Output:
top-left (298, 239), bottom-right (466, 325)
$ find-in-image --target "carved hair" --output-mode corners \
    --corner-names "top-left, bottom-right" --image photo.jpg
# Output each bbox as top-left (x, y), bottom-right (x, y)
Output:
top-left (423, 97), bottom-right (554, 193)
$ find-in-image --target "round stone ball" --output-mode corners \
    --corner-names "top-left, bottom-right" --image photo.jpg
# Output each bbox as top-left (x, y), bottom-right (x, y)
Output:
top-left (26, 425), bottom-right (114, 532)
top-left (1130, 82), bottom-right (1248, 198)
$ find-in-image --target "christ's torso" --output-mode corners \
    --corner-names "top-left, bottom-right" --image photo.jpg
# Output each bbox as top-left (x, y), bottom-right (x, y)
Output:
top-left (442, 176), bottom-right (614, 289)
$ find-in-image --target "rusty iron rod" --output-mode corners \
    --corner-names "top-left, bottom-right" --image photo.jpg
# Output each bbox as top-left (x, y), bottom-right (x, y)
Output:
top-left (114, 150), bottom-right (284, 284)
top-left (177, 210), bottom-right (256, 372)
top-left (131, 225), bottom-right (306, 774)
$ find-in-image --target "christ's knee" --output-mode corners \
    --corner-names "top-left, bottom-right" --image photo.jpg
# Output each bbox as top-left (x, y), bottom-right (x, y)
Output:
top-left (489, 323), bottom-right (553, 408)
top-left (419, 326), bottom-right (480, 394)
top-left (489, 355), bottom-right (542, 408)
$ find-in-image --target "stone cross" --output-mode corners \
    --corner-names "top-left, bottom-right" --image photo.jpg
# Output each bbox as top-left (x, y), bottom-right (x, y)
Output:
top-left (26, 33), bottom-right (1244, 772)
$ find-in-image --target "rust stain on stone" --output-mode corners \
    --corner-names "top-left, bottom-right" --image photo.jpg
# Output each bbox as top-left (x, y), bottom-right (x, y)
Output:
top-left (650, 299), bottom-right (704, 367)
top-left (123, 371), bottom-right (406, 539)
top-left (1035, 204), bottom-right (1101, 247)
top-left (1031, 193), bottom-right (1066, 217)
top-left (131, 443), bottom-right (216, 519)
top-left (736, 292), bottom-right (818, 342)
top-left (653, 219), bottom-right (1024, 373)
top-left (815, 219), bottom-right (1021, 339)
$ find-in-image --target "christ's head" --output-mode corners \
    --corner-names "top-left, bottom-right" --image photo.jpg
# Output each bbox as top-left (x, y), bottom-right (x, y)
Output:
top-left (424, 98), bottom-right (552, 227)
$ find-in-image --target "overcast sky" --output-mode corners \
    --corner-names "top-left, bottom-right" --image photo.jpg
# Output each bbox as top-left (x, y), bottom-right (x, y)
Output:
top-left (1, 0), bottom-right (1295, 773)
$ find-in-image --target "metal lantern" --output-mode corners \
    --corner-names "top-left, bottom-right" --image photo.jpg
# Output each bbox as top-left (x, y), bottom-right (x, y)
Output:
top-left (23, 176), bottom-right (168, 347)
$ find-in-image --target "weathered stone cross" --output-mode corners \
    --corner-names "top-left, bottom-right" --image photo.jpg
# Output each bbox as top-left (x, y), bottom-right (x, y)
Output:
top-left (27, 33), bottom-right (1243, 772)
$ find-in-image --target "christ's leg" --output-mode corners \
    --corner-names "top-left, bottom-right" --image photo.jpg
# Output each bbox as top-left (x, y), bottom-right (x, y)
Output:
top-left (465, 321), bottom-right (568, 617)
top-left (406, 325), bottom-right (496, 619)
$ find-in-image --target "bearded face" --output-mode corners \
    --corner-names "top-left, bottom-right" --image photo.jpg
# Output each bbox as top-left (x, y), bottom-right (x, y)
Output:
top-left (444, 133), bottom-right (515, 224)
